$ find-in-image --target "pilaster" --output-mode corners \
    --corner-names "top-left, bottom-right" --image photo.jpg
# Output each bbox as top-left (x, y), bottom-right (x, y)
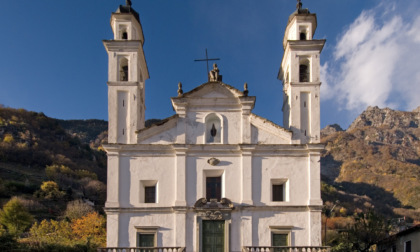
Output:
top-left (105, 152), bottom-right (120, 207)
top-left (240, 145), bottom-right (255, 205)
top-left (308, 149), bottom-right (322, 206)
top-left (106, 212), bottom-right (119, 247)
top-left (174, 211), bottom-right (186, 247)
top-left (174, 145), bottom-right (187, 206)
top-left (239, 96), bottom-right (256, 144)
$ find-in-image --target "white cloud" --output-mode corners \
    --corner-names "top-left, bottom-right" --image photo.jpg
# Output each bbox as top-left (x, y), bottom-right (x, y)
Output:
top-left (322, 2), bottom-right (420, 113)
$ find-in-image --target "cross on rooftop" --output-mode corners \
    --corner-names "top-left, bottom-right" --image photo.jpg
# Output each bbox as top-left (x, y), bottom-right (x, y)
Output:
top-left (194, 49), bottom-right (220, 81)
top-left (297, 0), bottom-right (303, 10)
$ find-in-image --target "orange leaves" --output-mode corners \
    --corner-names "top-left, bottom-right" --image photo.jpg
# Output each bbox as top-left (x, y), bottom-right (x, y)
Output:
top-left (71, 212), bottom-right (106, 246)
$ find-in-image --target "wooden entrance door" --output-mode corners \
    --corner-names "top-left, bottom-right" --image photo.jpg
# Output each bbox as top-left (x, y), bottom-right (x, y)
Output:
top-left (202, 220), bottom-right (225, 252)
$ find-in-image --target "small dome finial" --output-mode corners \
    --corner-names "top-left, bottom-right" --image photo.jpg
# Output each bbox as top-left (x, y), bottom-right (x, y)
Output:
top-left (296, 0), bottom-right (302, 10)
top-left (243, 82), bottom-right (249, 96)
top-left (177, 82), bottom-right (183, 96)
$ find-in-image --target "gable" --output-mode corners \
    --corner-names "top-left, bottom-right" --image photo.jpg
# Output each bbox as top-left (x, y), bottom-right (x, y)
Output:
top-left (137, 115), bottom-right (178, 144)
top-left (250, 114), bottom-right (292, 144)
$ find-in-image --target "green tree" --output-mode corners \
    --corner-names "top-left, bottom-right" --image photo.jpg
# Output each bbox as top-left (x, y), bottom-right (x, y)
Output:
top-left (0, 197), bottom-right (34, 237)
top-left (331, 209), bottom-right (389, 252)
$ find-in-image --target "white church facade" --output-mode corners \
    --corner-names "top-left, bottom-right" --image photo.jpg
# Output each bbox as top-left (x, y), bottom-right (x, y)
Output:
top-left (102, 1), bottom-right (326, 252)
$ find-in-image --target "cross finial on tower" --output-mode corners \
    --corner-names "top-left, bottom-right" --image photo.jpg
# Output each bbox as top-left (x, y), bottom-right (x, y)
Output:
top-left (296, 0), bottom-right (302, 10)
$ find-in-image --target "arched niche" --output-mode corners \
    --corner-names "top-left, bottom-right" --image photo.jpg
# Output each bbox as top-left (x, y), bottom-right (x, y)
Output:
top-left (204, 113), bottom-right (223, 144)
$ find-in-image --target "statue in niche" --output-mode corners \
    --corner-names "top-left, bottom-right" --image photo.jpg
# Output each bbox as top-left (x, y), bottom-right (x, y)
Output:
top-left (208, 124), bottom-right (217, 143)
top-left (209, 63), bottom-right (222, 82)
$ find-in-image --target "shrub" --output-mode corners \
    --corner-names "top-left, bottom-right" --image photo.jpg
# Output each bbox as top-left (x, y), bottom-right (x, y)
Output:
top-left (35, 181), bottom-right (65, 200)
top-left (3, 134), bottom-right (14, 144)
top-left (75, 169), bottom-right (97, 180)
top-left (0, 197), bottom-right (34, 237)
top-left (64, 200), bottom-right (94, 221)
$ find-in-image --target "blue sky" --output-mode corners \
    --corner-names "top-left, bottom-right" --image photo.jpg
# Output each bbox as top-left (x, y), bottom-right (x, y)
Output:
top-left (0, 0), bottom-right (419, 129)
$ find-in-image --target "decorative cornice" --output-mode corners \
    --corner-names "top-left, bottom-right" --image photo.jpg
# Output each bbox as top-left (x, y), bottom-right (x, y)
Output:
top-left (104, 204), bottom-right (323, 213)
top-left (107, 81), bottom-right (139, 86)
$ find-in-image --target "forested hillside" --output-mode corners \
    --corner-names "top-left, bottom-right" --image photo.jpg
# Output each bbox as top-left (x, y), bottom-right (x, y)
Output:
top-left (0, 107), bottom-right (107, 221)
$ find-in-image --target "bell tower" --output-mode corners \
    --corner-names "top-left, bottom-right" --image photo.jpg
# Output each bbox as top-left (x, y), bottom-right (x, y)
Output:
top-left (278, 0), bottom-right (325, 144)
top-left (103, 1), bottom-right (149, 144)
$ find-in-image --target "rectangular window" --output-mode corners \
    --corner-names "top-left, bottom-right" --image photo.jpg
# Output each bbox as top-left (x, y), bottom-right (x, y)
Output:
top-left (271, 178), bottom-right (288, 202)
top-left (135, 226), bottom-right (158, 250)
top-left (270, 226), bottom-right (292, 250)
top-left (206, 176), bottom-right (221, 201)
top-left (144, 186), bottom-right (156, 203)
top-left (405, 240), bottom-right (411, 252)
top-left (272, 184), bottom-right (284, 201)
top-left (272, 233), bottom-right (288, 246)
top-left (138, 233), bottom-right (154, 247)
top-left (140, 180), bottom-right (157, 203)
top-left (273, 185), bottom-right (284, 201)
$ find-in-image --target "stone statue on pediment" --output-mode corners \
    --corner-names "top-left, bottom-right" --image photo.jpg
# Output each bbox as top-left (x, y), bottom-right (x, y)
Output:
top-left (209, 63), bottom-right (222, 82)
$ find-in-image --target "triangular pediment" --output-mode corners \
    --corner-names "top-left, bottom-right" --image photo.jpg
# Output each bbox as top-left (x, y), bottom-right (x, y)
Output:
top-left (201, 90), bottom-right (230, 99)
top-left (180, 82), bottom-right (244, 99)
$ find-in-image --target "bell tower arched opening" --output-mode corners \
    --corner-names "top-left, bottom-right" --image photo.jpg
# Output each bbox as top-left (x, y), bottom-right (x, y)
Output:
top-left (299, 58), bottom-right (310, 82)
top-left (119, 57), bottom-right (129, 81)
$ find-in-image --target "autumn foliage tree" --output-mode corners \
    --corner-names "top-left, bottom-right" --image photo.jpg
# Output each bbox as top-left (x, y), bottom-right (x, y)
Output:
top-left (71, 212), bottom-right (106, 247)
top-left (35, 181), bottom-right (65, 200)
top-left (25, 211), bottom-right (106, 250)
top-left (28, 219), bottom-right (72, 246)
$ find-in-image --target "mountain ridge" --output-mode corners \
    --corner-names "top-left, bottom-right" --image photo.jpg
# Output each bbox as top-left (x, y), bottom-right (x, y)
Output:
top-left (321, 106), bottom-right (420, 220)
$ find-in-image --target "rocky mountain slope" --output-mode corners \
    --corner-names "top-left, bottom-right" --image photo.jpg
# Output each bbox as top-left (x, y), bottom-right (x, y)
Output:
top-left (321, 106), bottom-right (420, 220)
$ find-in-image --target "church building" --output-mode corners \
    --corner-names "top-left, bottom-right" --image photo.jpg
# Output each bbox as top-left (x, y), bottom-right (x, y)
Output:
top-left (102, 1), bottom-right (326, 251)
